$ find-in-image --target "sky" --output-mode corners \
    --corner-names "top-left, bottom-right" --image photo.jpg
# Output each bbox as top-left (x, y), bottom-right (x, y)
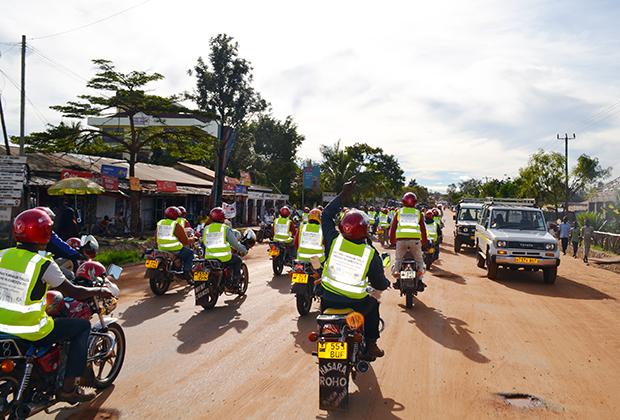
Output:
top-left (1, 0), bottom-right (619, 192)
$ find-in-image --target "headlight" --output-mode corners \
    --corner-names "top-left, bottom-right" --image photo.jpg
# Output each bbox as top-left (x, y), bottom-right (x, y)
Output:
top-left (545, 243), bottom-right (556, 250)
top-left (496, 240), bottom-right (507, 248)
top-left (460, 227), bottom-right (469, 232)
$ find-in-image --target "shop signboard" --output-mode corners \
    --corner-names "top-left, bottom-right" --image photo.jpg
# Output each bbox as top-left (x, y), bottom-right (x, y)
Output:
top-left (240, 171), bottom-right (252, 186)
top-left (223, 202), bottom-right (236, 219)
top-left (101, 164), bottom-right (128, 179)
top-left (60, 169), bottom-right (93, 179)
top-left (101, 175), bottom-right (119, 191)
top-left (156, 180), bottom-right (177, 193)
top-left (0, 206), bottom-right (12, 221)
top-left (129, 177), bottom-right (141, 191)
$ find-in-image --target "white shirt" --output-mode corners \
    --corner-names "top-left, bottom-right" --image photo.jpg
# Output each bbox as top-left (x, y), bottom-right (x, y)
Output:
top-left (41, 260), bottom-right (67, 288)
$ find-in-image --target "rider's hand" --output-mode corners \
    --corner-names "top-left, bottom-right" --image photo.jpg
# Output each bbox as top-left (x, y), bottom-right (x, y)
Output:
top-left (95, 287), bottom-right (115, 299)
top-left (341, 176), bottom-right (356, 204)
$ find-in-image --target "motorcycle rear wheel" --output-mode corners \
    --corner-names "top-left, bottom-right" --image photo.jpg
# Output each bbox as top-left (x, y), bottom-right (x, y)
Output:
top-left (272, 257), bottom-right (284, 275)
top-left (90, 323), bottom-right (126, 389)
top-left (149, 272), bottom-right (171, 295)
top-left (296, 293), bottom-right (312, 316)
top-left (405, 292), bottom-right (414, 308)
top-left (0, 376), bottom-right (19, 419)
top-left (201, 286), bottom-right (219, 310)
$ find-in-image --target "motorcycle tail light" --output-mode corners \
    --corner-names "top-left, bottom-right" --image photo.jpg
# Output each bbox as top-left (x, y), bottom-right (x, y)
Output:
top-left (345, 312), bottom-right (365, 330)
top-left (308, 331), bottom-right (319, 342)
top-left (1, 360), bottom-right (14, 373)
top-left (294, 264), bottom-right (304, 272)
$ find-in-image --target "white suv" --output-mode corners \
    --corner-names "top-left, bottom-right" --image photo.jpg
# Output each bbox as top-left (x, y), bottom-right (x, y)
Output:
top-left (475, 199), bottom-right (560, 283)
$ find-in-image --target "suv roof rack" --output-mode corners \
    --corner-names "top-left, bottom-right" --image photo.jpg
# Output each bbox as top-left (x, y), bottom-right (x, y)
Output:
top-left (459, 198), bottom-right (485, 204)
top-left (483, 197), bottom-right (536, 207)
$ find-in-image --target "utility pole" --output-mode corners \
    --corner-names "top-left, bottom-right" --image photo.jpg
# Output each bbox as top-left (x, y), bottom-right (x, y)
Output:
top-left (19, 35), bottom-right (26, 156)
top-left (0, 94), bottom-right (10, 155)
top-left (557, 133), bottom-right (575, 216)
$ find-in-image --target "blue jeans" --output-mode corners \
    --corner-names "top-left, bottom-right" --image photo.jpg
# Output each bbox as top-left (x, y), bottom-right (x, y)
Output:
top-left (178, 247), bottom-right (194, 273)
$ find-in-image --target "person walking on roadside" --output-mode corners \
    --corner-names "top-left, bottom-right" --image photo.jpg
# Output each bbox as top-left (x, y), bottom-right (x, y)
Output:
top-left (559, 216), bottom-right (571, 255)
top-left (581, 219), bottom-right (595, 265)
top-left (570, 221), bottom-right (581, 258)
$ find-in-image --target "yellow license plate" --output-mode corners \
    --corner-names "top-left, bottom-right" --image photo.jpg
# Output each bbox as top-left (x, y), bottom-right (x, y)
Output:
top-left (515, 257), bottom-right (539, 264)
top-left (193, 271), bottom-right (209, 281)
top-left (292, 273), bottom-right (308, 284)
top-left (145, 259), bottom-right (159, 269)
top-left (269, 249), bottom-right (280, 257)
top-left (317, 342), bottom-right (348, 360)
top-left (428, 248), bottom-right (435, 254)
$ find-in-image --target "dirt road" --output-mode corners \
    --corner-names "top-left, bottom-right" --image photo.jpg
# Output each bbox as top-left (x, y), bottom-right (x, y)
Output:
top-left (43, 212), bottom-right (620, 419)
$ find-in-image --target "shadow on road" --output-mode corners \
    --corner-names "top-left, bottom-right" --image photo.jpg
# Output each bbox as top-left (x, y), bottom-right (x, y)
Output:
top-left (267, 274), bottom-right (293, 295)
top-left (430, 266), bottom-right (466, 285)
top-left (401, 301), bottom-right (490, 364)
top-left (119, 288), bottom-right (189, 328)
top-left (494, 271), bottom-right (615, 300)
top-left (317, 366), bottom-right (405, 420)
top-left (175, 295), bottom-right (248, 354)
top-left (290, 312), bottom-right (320, 354)
top-left (50, 385), bottom-right (119, 419)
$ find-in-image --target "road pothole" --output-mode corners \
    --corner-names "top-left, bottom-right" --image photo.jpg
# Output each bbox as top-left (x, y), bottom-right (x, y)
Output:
top-left (496, 393), bottom-right (547, 409)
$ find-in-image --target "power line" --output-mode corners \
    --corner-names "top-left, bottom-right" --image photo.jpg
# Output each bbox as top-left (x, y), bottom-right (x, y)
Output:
top-left (31, 0), bottom-right (154, 40)
top-left (0, 66), bottom-right (49, 126)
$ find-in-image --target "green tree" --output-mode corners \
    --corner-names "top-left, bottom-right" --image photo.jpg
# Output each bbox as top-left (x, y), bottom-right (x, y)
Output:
top-left (570, 154), bottom-right (611, 201)
top-left (23, 59), bottom-right (211, 233)
top-left (518, 150), bottom-right (565, 212)
top-left (447, 183), bottom-right (462, 205)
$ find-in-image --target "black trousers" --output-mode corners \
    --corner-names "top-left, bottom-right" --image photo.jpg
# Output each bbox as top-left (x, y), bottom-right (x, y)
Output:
top-left (225, 254), bottom-right (242, 278)
top-left (34, 318), bottom-right (90, 378)
top-left (321, 293), bottom-right (381, 341)
top-left (561, 238), bottom-right (569, 254)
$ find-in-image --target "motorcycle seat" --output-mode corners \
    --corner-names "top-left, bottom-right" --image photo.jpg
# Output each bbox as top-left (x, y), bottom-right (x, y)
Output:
top-left (323, 307), bottom-right (354, 315)
top-left (0, 333), bottom-right (51, 356)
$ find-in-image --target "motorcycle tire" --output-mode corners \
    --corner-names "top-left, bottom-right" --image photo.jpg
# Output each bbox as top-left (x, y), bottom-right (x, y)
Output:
top-left (272, 257), bottom-right (284, 276)
top-left (239, 264), bottom-right (249, 296)
top-left (296, 293), bottom-right (312, 316)
top-left (149, 273), bottom-right (171, 295)
top-left (90, 322), bottom-right (126, 389)
top-left (405, 292), bottom-right (414, 308)
top-left (256, 231), bottom-right (264, 244)
top-left (201, 285), bottom-right (220, 310)
top-left (425, 259), bottom-right (432, 271)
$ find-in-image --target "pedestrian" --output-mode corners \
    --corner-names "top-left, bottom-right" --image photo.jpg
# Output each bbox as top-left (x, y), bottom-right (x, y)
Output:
top-left (581, 219), bottom-right (595, 265)
top-left (559, 216), bottom-right (571, 255)
top-left (570, 220), bottom-right (581, 258)
top-left (56, 200), bottom-right (79, 240)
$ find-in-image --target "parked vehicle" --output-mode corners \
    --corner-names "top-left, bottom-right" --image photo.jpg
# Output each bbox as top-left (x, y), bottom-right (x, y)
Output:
top-left (144, 249), bottom-right (194, 295)
top-left (268, 241), bottom-right (294, 275)
top-left (423, 240), bottom-right (438, 270)
top-left (192, 229), bottom-right (255, 310)
top-left (453, 200), bottom-right (483, 253)
top-left (0, 265), bottom-right (125, 419)
top-left (475, 198), bottom-right (560, 283)
top-left (290, 259), bottom-right (322, 316)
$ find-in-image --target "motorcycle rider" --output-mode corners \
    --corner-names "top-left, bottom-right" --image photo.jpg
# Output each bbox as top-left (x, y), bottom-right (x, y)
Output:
top-left (432, 208), bottom-right (444, 243)
top-left (367, 206), bottom-right (377, 234)
top-left (177, 206), bottom-right (192, 229)
top-left (36, 207), bottom-right (85, 268)
top-left (302, 207), bottom-right (310, 224)
top-left (389, 192), bottom-right (428, 290)
top-left (294, 208), bottom-right (325, 263)
top-left (0, 209), bottom-right (114, 403)
top-left (156, 206), bottom-right (195, 280)
top-left (203, 207), bottom-right (247, 281)
top-left (273, 206), bottom-right (297, 260)
top-left (425, 210), bottom-right (441, 260)
top-left (320, 179), bottom-right (390, 361)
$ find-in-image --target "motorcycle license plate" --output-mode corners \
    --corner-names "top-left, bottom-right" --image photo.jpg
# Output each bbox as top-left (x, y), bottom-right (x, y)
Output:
top-left (291, 273), bottom-right (309, 284)
top-left (269, 248), bottom-right (280, 257)
top-left (400, 270), bottom-right (415, 279)
top-left (318, 342), bottom-right (347, 360)
top-left (428, 248), bottom-right (435, 254)
top-left (145, 259), bottom-right (159, 269)
top-left (193, 271), bottom-right (209, 281)
top-left (515, 257), bottom-right (539, 264)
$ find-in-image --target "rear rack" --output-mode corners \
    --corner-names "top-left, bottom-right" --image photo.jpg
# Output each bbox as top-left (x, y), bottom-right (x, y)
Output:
top-left (483, 197), bottom-right (536, 207)
top-left (460, 197), bottom-right (485, 204)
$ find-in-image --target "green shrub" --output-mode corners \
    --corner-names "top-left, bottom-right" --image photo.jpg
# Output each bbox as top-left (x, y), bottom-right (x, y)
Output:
top-left (576, 212), bottom-right (604, 230)
top-left (97, 249), bottom-right (143, 267)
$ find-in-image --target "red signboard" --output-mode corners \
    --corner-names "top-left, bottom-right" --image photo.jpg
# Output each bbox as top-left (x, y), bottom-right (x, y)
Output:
top-left (101, 175), bottom-right (119, 191)
top-left (156, 180), bottom-right (177, 193)
top-left (60, 169), bottom-right (93, 179)
top-left (223, 182), bottom-right (236, 193)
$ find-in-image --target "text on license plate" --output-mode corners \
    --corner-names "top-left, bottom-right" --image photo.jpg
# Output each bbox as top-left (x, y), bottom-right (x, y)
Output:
top-left (145, 259), bottom-right (159, 269)
top-left (400, 271), bottom-right (415, 279)
top-left (193, 271), bottom-right (209, 281)
top-left (292, 273), bottom-right (308, 284)
top-left (318, 342), bottom-right (347, 359)
top-left (515, 257), bottom-right (539, 264)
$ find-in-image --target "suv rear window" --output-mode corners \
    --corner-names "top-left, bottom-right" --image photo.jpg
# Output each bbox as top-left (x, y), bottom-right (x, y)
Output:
top-left (490, 209), bottom-right (546, 231)
top-left (458, 208), bottom-right (480, 221)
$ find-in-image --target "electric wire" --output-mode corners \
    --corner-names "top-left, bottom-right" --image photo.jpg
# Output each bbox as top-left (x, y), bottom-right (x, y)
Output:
top-left (0, 66), bottom-right (50, 125)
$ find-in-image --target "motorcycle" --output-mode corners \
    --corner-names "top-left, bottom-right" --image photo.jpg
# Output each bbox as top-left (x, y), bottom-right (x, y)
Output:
top-left (268, 241), bottom-right (294, 275)
top-left (192, 229), bottom-right (256, 310)
top-left (423, 241), bottom-right (438, 270)
top-left (398, 249), bottom-right (424, 308)
top-left (0, 265), bottom-right (125, 419)
top-left (144, 248), bottom-right (194, 295)
top-left (255, 222), bottom-right (273, 244)
top-left (290, 258), bottom-right (322, 316)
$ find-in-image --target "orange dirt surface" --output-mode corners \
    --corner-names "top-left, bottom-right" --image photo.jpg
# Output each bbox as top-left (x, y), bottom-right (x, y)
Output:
top-left (38, 212), bottom-right (620, 419)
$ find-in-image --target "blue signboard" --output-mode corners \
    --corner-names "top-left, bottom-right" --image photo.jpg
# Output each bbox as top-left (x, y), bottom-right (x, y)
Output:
top-left (303, 165), bottom-right (320, 190)
top-left (234, 185), bottom-right (247, 194)
top-left (101, 164), bottom-right (128, 179)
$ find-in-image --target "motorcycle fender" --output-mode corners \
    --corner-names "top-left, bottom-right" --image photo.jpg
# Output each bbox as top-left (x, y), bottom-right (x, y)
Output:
top-left (92, 316), bottom-right (119, 331)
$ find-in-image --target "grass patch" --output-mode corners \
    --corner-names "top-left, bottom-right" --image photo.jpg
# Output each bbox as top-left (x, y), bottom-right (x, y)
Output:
top-left (97, 249), bottom-right (144, 267)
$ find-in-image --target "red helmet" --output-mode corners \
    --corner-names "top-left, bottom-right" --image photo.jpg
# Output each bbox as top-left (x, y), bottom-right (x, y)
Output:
top-left (339, 210), bottom-right (368, 241)
top-left (402, 192), bottom-right (417, 208)
top-left (209, 207), bottom-right (226, 223)
top-left (45, 290), bottom-right (65, 317)
top-left (76, 260), bottom-right (106, 283)
top-left (279, 206), bottom-right (291, 218)
top-left (66, 237), bottom-right (81, 250)
top-left (13, 209), bottom-right (53, 245)
top-left (432, 208), bottom-right (440, 216)
top-left (381, 208), bottom-right (388, 214)
top-left (164, 206), bottom-right (181, 220)
top-left (178, 206), bottom-right (187, 217)
top-left (425, 210), bottom-right (434, 220)
top-left (303, 207), bottom-right (310, 213)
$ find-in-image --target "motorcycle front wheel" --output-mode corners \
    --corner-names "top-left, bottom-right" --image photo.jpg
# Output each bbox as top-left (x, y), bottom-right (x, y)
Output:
top-left (90, 323), bottom-right (126, 389)
top-left (238, 264), bottom-right (249, 296)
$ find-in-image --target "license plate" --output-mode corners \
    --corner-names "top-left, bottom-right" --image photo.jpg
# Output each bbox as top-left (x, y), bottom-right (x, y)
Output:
top-left (515, 257), bottom-right (539, 264)
top-left (193, 271), bottom-right (209, 281)
top-left (428, 248), bottom-right (435, 254)
top-left (145, 259), bottom-right (159, 269)
top-left (318, 342), bottom-right (347, 360)
top-left (292, 273), bottom-right (308, 284)
top-left (400, 270), bottom-right (415, 279)
top-left (269, 248), bottom-right (280, 257)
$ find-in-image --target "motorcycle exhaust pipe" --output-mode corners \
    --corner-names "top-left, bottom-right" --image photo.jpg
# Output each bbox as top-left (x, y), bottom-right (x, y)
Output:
top-left (356, 361), bottom-right (370, 373)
